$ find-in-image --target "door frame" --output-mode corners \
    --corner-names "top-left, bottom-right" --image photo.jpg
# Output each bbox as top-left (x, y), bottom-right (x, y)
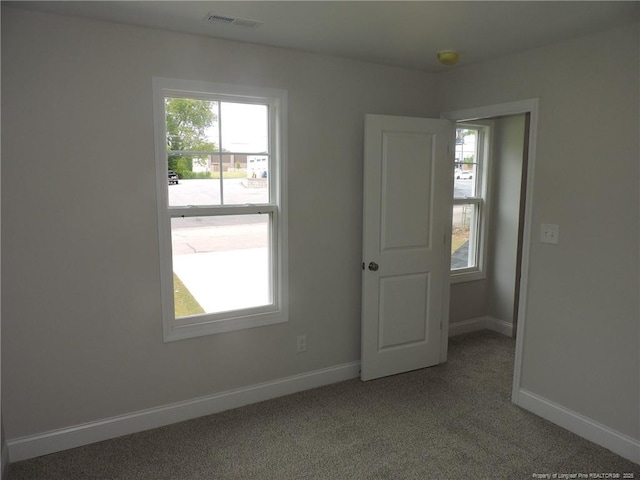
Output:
top-left (440, 98), bottom-right (539, 406)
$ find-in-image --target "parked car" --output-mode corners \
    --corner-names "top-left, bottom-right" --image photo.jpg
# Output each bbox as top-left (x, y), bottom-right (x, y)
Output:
top-left (456, 170), bottom-right (473, 180)
top-left (168, 170), bottom-right (179, 185)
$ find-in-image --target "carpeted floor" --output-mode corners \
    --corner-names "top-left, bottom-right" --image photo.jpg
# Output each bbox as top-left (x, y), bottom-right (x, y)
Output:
top-left (9, 330), bottom-right (640, 479)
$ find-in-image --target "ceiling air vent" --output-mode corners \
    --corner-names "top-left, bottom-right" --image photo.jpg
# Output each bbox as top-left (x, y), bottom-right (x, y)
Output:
top-left (204, 13), bottom-right (262, 28)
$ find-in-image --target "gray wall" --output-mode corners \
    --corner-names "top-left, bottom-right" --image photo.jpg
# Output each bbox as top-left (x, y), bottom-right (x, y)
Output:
top-left (1, 7), bottom-right (438, 438)
top-left (487, 115), bottom-right (526, 325)
top-left (2, 6), bottom-right (639, 449)
top-left (437, 22), bottom-right (639, 439)
top-left (449, 279), bottom-right (488, 323)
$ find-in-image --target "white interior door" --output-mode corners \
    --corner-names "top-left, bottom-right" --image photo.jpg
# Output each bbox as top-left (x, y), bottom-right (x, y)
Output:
top-left (361, 114), bottom-right (454, 381)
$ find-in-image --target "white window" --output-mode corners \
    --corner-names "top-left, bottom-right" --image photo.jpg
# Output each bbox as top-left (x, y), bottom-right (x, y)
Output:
top-left (153, 78), bottom-right (288, 341)
top-left (451, 125), bottom-right (490, 282)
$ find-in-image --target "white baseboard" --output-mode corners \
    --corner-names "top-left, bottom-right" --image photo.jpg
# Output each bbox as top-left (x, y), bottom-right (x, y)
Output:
top-left (448, 315), bottom-right (513, 337)
top-left (486, 317), bottom-right (513, 336)
top-left (1, 442), bottom-right (8, 480)
top-left (448, 317), bottom-right (486, 336)
top-left (517, 389), bottom-right (640, 465)
top-left (8, 361), bottom-right (361, 462)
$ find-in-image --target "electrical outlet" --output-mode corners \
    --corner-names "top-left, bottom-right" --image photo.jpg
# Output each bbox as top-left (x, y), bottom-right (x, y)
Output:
top-left (540, 223), bottom-right (560, 244)
top-left (296, 335), bottom-right (307, 353)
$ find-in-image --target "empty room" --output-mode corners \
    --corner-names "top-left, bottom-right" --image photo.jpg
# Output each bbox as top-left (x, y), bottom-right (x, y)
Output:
top-left (1, 2), bottom-right (639, 478)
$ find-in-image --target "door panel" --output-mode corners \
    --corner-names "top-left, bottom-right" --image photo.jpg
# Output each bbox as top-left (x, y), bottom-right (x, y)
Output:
top-left (381, 131), bottom-right (433, 250)
top-left (361, 114), bottom-right (453, 381)
top-left (378, 273), bottom-right (429, 350)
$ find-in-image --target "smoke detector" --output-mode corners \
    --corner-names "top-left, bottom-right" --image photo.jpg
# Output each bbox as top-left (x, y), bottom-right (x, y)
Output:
top-left (204, 13), bottom-right (262, 29)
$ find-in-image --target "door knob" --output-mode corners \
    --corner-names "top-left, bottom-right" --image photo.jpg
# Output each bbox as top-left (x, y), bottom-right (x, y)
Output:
top-left (368, 262), bottom-right (379, 271)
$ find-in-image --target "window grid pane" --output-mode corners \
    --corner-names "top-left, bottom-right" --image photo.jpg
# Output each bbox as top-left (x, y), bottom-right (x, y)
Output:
top-left (454, 163), bottom-right (478, 198)
top-left (171, 214), bottom-right (271, 317)
top-left (451, 202), bottom-right (479, 270)
top-left (165, 98), bottom-right (219, 153)
top-left (454, 128), bottom-right (480, 198)
top-left (220, 102), bottom-right (269, 154)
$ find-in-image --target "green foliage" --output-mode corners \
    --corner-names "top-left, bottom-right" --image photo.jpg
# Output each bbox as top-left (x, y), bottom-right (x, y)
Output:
top-left (171, 156), bottom-right (192, 177)
top-left (165, 97), bottom-right (217, 178)
top-left (178, 171), bottom-right (213, 180)
top-left (210, 170), bottom-right (247, 179)
top-left (165, 98), bottom-right (216, 151)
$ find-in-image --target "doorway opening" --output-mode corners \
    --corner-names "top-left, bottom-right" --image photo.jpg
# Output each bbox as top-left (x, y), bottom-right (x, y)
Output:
top-left (441, 99), bottom-right (538, 405)
top-left (449, 115), bottom-right (529, 339)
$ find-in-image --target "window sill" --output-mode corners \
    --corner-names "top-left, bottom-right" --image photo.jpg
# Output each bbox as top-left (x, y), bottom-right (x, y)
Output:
top-left (164, 309), bottom-right (288, 342)
top-left (450, 269), bottom-right (486, 284)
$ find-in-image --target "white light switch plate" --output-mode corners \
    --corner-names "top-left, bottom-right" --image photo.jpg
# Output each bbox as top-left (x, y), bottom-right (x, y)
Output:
top-left (540, 223), bottom-right (559, 244)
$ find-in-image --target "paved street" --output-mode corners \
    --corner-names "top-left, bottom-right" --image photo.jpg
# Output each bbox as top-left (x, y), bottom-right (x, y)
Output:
top-left (169, 178), bottom-right (268, 207)
top-left (171, 219), bottom-right (268, 255)
top-left (453, 178), bottom-right (473, 198)
top-left (169, 178), bottom-right (270, 251)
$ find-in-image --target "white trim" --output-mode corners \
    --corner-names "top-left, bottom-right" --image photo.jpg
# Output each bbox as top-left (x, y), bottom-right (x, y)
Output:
top-left (486, 316), bottom-right (514, 336)
top-left (517, 389), bottom-right (640, 465)
top-left (7, 361), bottom-right (360, 462)
top-left (448, 317), bottom-right (486, 337)
top-left (169, 204), bottom-right (277, 218)
top-left (152, 78), bottom-right (289, 342)
top-left (442, 99), bottom-right (538, 123)
top-left (450, 122), bottom-right (493, 284)
top-left (439, 121), bottom-right (456, 364)
top-left (1, 442), bottom-right (9, 479)
top-left (448, 315), bottom-right (513, 337)
top-left (441, 98), bottom-right (539, 406)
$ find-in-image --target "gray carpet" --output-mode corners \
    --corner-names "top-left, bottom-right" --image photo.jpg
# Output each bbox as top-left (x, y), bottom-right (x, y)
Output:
top-left (9, 330), bottom-right (640, 479)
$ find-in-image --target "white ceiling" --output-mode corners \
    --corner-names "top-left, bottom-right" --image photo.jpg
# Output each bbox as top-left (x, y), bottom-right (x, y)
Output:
top-left (8, 1), bottom-right (640, 72)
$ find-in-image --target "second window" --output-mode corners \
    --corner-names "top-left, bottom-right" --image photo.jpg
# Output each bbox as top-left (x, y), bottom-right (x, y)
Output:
top-left (451, 125), bottom-right (489, 282)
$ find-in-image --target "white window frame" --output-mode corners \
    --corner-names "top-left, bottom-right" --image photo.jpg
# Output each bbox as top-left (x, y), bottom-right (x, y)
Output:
top-left (451, 122), bottom-right (491, 284)
top-left (153, 77), bottom-right (288, 341)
